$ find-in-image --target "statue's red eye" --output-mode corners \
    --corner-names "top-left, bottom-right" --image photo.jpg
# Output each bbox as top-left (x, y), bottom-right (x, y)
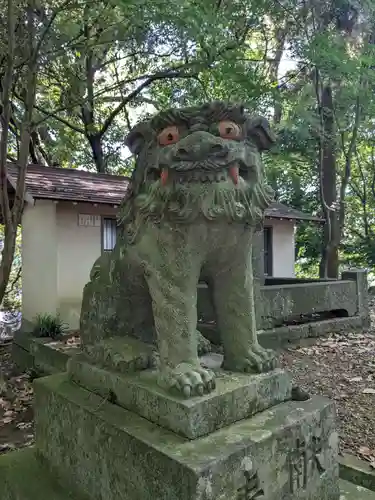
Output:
top-left (218, 120), bottom-right (241, 139)
top-left (158, 126), bottom-right (180, 146)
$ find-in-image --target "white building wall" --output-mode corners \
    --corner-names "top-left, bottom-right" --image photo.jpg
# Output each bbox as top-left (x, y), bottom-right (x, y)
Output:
top-left (265, 219), bottom-right (296, 277)
top-left (56, 204), bottom-right (102, 329)
top-left (22, 200), bottom-right (117, 330)
top-left (21, 199), bottom-right (297, 330)
top-left (22, 200), bottom-right (58, 325)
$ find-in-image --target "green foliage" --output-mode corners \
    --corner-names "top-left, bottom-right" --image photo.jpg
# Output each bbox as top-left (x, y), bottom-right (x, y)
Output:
top-left (32, 314), bottom-right (68, 340)
top-left (2, 0), bottom-right (375, 276)
top-left (25, 0), bottom-right (276, 172)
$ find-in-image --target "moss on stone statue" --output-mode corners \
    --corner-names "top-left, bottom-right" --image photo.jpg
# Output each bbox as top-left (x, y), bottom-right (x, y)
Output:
top-left (80, 102), bottom-right (279, 398)
top-left (33, 373), bottom-right (341, 500)
top-left (68, 350), bottom-right (292, 438)
top-left (0, 447), bottom-right (80, 500)
top-left (0, 448), bottom-right (372, 500)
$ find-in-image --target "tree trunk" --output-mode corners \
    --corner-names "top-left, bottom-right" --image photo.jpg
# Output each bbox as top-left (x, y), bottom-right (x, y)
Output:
top-left (0, 225), bottom-right (17, 302)
top-left (0, 0), bottom-right (37, 305)
top-left (0, 0), bottom-right (16, 305)
top-left (269, 23), bottom-right (287, 125)
top-left (89, 133), bottom-right (106, 173)
top-left (319, 84), bottom-right (339, 279)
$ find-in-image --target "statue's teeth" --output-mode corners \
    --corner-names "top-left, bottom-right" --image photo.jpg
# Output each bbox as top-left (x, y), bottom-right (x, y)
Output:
top-left (229, 166), bottom-right (239, 185)
top-left (160, 169), bottom-right (169, 185)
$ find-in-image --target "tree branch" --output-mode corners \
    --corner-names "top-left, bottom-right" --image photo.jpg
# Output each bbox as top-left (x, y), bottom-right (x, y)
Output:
top-left (99, 68), bottom-right (198, 138)
top-left (12, 0), bottom-right (38, 226)
top-left (338, 93), bottom-right (362, 219)
top-left (35, 0), bottom-right (75, 56)
top-left (31, 102), bottom-right (85, 133)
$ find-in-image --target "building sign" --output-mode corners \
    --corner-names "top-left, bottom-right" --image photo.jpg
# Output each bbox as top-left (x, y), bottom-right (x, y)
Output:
top-left (78, 214), bottom-right (101, 227)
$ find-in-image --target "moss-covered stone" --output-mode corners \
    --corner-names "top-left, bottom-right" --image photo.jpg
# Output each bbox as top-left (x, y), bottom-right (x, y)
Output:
top-left (30, 338), bottom-right (73, 373)
top-left (261, 281), bottom-right (357, 329)
top-left (0, 448), bottom-right (372, 500)
top-left (0, 447), bottom-right (80, 500)
top-left (82, 336), bottom-right (155, 373)
top-left (68, 353), bottom-right (292, 439)
top-left (11, 343), bottom-right (34, 372)
top-left (340, 480), bottom-right (375, 499)
top-left (340, 454), bottom-right (375, 492)
top-left (12, 330), bottom-right (77, 374)
top-left (80, 103), bottom-right (281, 399)
top-left (33, 373), bottom-right (340, 500)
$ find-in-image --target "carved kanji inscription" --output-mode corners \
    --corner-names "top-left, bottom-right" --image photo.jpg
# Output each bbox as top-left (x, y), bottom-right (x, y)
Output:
top-left (289, 438), bottom-right (308, 493)
top-left (289, 436), bottom-right (326, 492)
top-left (237, 470), bottom-right (264, 499)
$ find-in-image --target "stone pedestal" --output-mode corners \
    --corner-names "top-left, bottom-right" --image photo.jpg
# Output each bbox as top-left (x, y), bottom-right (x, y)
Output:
top-left (68, 341), bottom-right (292, 439)
top-left (2, 336), bottom-right (342, 500)
top-left (33, 373), bottom-right (339, 500)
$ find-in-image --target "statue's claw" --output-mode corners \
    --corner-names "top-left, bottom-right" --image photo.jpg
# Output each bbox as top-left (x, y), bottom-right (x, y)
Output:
top-left (162, 363), bottom-right (216, 398)
top-left (223, 344), bottom-right (278, 374)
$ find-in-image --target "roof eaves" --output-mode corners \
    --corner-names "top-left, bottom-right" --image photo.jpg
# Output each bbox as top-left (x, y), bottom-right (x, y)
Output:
top-left (6, 172), bottom-right (34, 205)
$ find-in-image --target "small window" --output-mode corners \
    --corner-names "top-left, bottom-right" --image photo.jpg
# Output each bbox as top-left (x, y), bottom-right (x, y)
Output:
top-left (102, 218), bottom-right (118, 252)
top-left (264, 226), bottom-right (273, 276)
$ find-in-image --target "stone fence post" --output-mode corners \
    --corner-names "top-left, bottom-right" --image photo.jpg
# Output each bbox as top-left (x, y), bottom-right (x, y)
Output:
top-left (341, 268), bottom-right (370, 328)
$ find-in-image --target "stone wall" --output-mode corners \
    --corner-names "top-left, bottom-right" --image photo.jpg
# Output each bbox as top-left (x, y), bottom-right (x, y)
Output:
top-left (198, 269), bottom-right (370, 342)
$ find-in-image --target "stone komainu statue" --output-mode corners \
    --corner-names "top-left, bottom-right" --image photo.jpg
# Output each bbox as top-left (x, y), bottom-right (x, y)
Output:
top-left (80, 101), bottom-right (278, 398)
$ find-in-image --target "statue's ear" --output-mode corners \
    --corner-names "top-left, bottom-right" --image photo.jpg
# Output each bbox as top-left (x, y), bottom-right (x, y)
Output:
top-left (125, 122), bottom-right (151, 155)
top-left (245, 116), bottom-right (276, 151)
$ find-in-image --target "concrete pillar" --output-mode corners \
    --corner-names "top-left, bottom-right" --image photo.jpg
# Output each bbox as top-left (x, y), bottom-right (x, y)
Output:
top-left (22, 200), bottom-right (58, 327)
top-left (341, 269), bottom-right (370, 328)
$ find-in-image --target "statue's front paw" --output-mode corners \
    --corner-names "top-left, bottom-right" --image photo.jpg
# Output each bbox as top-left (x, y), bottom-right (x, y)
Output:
top-left (223, 344), bottom-right (278, 374)
top-left (161, 363), bottom-right (216, 398)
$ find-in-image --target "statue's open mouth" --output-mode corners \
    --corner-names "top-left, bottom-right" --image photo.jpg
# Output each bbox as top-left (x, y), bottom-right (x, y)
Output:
top-left (160, 164), bottom-right (240, 186)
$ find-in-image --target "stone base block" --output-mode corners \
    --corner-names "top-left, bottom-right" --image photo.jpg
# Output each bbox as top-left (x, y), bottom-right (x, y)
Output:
top-left (67, 352), bottom-right (292, 439)
top-left (0, 447), bottom-right (79, 500)
top-left (1, 449), bottom-right (373, 500)
top-left (34, 373), bottom-right (340, 500)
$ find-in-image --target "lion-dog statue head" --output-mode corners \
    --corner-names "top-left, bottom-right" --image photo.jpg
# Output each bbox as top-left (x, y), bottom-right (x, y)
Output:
top-left (120, 101), bottom-right (275, 237)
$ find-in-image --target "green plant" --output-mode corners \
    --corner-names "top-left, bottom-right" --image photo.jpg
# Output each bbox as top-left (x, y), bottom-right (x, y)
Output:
top-left (32, 313), bottom-right (68, 339)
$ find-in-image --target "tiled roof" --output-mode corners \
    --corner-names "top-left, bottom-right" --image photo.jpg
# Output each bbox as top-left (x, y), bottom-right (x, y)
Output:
top-left (6, 163), bottom-right (323, 221)
top-left (6, 163), bottom-right (130, 206)
top-left (265, 201), bottom-right (323, 222)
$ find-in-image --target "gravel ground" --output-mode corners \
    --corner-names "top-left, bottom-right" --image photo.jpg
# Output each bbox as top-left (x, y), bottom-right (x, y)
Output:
top-left (1, 303), bottom-right (375, 463)
top-left (280, 297), bottom-right (375, 466)
top-left (280, 333), bottom-right (375, 463)
top-left (0, 345), bottom-right (34, 455)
